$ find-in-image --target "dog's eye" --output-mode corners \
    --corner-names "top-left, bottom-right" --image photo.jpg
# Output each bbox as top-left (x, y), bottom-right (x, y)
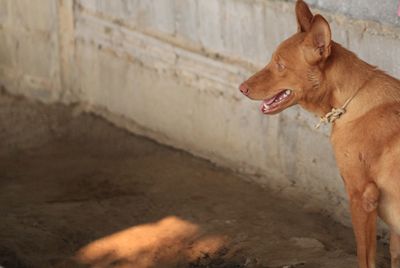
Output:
top-left (277, 62), bottom-right (286, 72)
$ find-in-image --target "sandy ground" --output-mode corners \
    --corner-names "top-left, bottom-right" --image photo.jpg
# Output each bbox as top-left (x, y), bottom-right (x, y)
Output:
top-left (0, 92), bottom-right (390, 268)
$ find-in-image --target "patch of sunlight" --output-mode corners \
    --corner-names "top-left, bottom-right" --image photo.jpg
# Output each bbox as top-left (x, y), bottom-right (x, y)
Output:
top-left (75, 216), bottom-right (226, 268)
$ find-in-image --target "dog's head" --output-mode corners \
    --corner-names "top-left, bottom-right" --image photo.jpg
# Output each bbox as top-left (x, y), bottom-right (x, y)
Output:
top-left (239, 0), bottom-right (332, 115)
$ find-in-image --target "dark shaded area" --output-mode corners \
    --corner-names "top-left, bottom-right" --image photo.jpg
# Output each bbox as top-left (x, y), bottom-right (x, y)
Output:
top-left (0, 92), bottom-right (390, 267)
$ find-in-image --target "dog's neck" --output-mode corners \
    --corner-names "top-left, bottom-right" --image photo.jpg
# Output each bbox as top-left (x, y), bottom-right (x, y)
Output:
top-left (300, 42), bottom-right (380, 120)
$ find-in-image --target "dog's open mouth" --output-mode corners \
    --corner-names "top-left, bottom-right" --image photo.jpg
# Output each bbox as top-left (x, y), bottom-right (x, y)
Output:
top-left (260, 89), bottom-right (293, 114)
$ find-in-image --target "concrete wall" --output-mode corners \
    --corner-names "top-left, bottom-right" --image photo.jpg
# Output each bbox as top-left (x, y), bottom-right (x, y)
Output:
top-left (306, 0), bottom-right (400, 27)
top-left (1, 0), bottom-right (400, 226)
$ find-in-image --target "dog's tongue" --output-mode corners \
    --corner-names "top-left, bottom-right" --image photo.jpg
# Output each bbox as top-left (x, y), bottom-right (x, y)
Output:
top-left (264, 95), bottom-right (277, 105)
top-left (260, 95), bottom-right (278, 114)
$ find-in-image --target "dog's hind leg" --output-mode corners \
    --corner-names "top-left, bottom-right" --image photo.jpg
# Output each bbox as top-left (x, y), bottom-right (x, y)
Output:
top-left (348, 182), bottom-right (379, 268)
top-left (390, 232), bottom-right (400, 268)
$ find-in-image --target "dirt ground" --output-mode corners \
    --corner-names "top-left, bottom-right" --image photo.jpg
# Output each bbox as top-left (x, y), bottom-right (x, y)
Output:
top-left (0, 92), bottom-right (390, 268)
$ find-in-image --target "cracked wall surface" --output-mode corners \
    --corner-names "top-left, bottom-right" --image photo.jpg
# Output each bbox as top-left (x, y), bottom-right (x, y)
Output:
top-left (1, 0), bottom-right (400, 227)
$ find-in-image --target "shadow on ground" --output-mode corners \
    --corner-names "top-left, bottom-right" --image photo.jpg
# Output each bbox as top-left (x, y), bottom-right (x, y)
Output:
top-left (0, 92), bottom-right (390, 267)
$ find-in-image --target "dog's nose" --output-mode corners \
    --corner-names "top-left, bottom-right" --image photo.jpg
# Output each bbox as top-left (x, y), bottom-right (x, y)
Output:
top-left (239, 83), bottom-right (250, 95)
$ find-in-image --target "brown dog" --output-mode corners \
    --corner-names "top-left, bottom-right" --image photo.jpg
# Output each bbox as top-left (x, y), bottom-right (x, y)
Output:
top-left (239, 1), bottom-right (400, 267)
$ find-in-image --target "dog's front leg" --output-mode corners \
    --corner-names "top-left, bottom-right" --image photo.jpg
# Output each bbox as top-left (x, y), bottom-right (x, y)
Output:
top-left (390, 232), bottom-right (400, 268)
top-left (348, 182), bottom-right (379, 268)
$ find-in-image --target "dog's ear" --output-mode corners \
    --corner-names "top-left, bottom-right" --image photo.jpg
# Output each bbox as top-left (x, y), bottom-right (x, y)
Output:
top-left (296, 0), bottom-right (313, 32)
top-left (303, 14), bottom-right (332, 64)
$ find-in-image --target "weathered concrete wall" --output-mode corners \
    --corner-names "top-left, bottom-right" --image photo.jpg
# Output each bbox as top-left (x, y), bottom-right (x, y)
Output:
top-left (305, 0), bottom-right (400, 27)
top-left (0, 0), bottom-right (60, 100)
top-left (0, 0), bottom-right (77, 101)
top-left (1, 0), bottom-right (400, 226)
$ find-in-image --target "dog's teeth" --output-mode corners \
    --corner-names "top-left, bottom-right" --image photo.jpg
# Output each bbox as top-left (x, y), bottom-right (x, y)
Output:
top-left (285, 89), bottom-right (291, 95)
top-left (263, 103), bottom-right (269, 110)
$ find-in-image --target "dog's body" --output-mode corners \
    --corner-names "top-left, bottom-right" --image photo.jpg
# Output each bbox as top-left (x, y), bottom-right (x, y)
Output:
top-left (239, 1), bottom-right (400, 267)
